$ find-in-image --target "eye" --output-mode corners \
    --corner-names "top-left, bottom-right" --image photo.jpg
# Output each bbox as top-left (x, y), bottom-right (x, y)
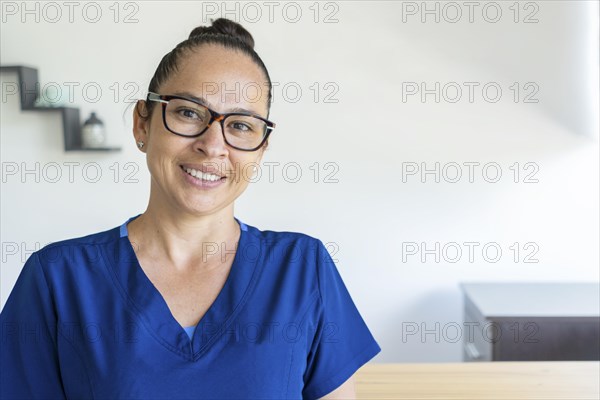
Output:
top-left (231, 122), bottom-right (252, 131)
top-left (177, 107), bottom-right (203, 120)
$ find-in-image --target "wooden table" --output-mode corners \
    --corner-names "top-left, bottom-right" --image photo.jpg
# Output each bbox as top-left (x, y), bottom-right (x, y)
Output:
top-left (354, 362), bottom-right (600, 399)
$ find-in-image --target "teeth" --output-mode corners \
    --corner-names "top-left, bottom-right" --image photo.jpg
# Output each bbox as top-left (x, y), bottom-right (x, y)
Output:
top-left (183, 167), bottom-right (222, 182)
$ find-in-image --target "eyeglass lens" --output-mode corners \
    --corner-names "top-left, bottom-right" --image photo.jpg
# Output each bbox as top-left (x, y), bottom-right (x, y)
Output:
top-left (164, 98), bottom-right (267, 150)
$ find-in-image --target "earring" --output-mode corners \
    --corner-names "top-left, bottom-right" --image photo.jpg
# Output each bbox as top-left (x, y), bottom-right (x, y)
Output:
top-left (137, 141), bottom-right (144, 149)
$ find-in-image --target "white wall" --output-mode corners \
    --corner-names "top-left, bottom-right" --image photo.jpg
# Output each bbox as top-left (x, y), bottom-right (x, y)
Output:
top-left (1, 1), bottom-right (598, 363)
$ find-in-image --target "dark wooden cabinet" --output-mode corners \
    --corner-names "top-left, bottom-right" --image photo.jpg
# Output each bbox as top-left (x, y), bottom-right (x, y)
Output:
top-left (460, 282), bottom-right (600, 361)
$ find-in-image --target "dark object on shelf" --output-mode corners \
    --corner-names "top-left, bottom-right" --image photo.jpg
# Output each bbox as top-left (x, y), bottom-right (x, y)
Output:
top-left (82, 112), bottom-right (107, 148)
top-left (0, 65), bottom-right (121, 152)
top-left (461, 282), bottom-right (600, 361)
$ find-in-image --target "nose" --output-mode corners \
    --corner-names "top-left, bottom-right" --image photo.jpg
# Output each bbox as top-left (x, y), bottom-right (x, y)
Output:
top-left (193, 118), bottom-right (229, 158)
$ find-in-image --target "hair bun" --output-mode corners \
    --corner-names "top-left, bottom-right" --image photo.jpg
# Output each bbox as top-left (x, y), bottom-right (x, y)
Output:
top-left (188, 18), bottom-right (255, 49)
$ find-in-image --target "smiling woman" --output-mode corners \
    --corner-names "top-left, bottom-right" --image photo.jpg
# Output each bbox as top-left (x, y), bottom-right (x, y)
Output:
top-left (0, 18), bottom-right (381, 399)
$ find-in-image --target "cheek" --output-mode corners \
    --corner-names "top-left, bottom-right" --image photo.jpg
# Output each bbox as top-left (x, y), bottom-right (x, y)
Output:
top-left (145, 139), bottom-right (184, 179)
top-left (229, 157), bottom-right (262, 185)
top-left (145, 155), bottom-right (170, 183)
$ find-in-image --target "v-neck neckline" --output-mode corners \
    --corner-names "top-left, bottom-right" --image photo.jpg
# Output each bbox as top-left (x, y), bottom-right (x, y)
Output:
top-left (107, 213), bottom-right (261, 361)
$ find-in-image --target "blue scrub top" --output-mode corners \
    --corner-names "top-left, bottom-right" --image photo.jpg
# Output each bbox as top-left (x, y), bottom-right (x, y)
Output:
top-left (1, 214), bottom-right (381, 399)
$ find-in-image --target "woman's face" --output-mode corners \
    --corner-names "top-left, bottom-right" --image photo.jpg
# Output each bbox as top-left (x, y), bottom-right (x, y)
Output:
top-left (133, 44), bottom-right (271, 217)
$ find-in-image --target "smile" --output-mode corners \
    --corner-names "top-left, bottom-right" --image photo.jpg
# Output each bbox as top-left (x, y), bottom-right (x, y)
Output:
top-left (181, 166), bottom-right (225, 182)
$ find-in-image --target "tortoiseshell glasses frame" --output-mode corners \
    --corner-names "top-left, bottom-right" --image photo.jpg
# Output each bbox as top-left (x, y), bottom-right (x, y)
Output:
top-left (145, 92), bottom-right (276, 152)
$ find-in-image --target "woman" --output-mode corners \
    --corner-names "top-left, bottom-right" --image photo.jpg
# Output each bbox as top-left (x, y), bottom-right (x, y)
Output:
top-left (0, 18), bottom-right (380, 399)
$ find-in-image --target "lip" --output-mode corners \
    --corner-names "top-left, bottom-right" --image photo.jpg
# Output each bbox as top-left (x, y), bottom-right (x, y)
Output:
top-left (180, 165), bottom-right (227, 189)
top-left (179, 163), bottom-right (227, 178)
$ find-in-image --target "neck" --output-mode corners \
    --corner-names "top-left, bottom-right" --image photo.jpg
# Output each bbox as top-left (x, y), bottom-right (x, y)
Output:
top-left (128, 204), bottom-right (240, 273)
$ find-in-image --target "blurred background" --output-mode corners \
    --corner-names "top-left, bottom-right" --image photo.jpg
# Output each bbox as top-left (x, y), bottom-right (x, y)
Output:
top-left (1, 1), bottom-right (599, 363)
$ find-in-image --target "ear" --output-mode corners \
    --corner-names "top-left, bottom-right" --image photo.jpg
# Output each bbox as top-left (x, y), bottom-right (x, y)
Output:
top-left (132, 100), bottom-right (149, 152)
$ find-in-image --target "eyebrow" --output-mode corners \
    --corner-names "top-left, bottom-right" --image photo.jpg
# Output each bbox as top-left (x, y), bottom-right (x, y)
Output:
top-left (171, 91), bottom-right (262, 116)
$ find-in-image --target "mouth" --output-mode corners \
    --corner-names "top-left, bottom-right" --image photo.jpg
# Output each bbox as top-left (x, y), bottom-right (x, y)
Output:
top-left (180, 165), bottom-right (227, 183)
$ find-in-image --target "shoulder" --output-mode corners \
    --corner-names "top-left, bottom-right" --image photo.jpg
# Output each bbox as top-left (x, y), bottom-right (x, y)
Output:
top-left (241, 221), bottom-right (336, 291)
top-left (39, 223), bottom-right (118, 251)
top-left (243, 221), bottom-right (327, 255)
top-left (10, 223), bottom-right (122, 300)
top-left (33, 223), bottom-right (120, 272)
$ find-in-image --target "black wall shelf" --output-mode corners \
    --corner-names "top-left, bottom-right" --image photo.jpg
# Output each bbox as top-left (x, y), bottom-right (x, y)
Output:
top-left (0, 65), bottom-right (121, 152)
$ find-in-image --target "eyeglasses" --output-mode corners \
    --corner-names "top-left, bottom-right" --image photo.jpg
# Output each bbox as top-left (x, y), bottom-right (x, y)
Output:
top-left (145, 92), bottom-right (276, 152)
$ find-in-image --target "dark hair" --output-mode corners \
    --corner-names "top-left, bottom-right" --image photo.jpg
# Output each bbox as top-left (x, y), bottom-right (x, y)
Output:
top-left (137, 18), bottom-right (273, 122)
